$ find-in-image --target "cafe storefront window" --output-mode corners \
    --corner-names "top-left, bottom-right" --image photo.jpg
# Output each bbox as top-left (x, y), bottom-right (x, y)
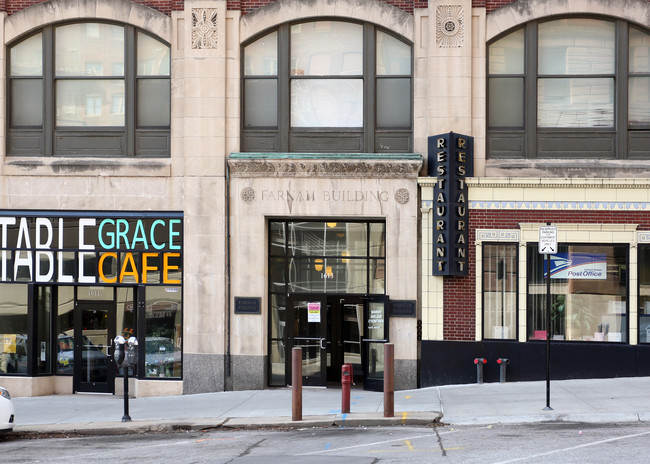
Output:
top-left (0, 284), bottom-right (28, 375)
top-left (145, 286), bottom-right (182, 379)
top-left (527, 244), bottom-right (628, 342)
top-left (0, 211), bottom-right (183, 386)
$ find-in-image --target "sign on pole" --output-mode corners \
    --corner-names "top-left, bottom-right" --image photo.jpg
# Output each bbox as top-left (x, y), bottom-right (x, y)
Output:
top-left (539, 223), bottom-right (556, 410)
top-left (538, 225), bottom-right (558, 255)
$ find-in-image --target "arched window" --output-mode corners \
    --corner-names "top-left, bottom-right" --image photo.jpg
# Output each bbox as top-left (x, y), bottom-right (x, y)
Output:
top-left (8, 23), bottom-right (171, 157)
top-left (242, 21), bottom-right (413, 153)
top-left (487, 17), bottom-right (650, 159)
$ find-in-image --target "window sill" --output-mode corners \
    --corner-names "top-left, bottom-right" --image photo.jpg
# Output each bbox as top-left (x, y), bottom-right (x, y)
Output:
top-left (4, 157), bottom-right (171, 177)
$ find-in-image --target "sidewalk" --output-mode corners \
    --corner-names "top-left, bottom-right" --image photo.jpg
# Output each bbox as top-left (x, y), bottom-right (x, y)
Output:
top-left (9, 377), bottom-right (650, 435)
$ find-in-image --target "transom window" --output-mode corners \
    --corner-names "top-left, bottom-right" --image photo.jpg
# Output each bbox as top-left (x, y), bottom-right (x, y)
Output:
top-left (8, 22), bottom-right (171, 157)
top-left (488, 17), bottom-right (650, 159)
top-left (242, 21), bottom-right (413, 153)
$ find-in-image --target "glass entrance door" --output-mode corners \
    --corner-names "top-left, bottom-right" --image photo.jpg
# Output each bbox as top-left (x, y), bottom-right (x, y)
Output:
top-left (288, 298), bottom-right (328, 387)
top-left (74, 302), bottom-right (116, 393)
top-left (362, 296), bottom-right (389, 391)
top-left (329, 298), bottom-right (364, 384)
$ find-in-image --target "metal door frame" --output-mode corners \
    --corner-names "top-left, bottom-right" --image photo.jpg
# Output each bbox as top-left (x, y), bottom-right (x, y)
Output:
top-left (362, 295), bottom-right (390, 391)
top-left (73, 300), bottom-right (116, 394)
top-left (286, 295), bottom-right (328, 387)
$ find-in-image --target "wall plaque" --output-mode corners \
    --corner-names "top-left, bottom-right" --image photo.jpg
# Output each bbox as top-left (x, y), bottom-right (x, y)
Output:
top-left (234, 297), bottom-right (261, 314)
top-left (391, 300), bottom-right (416, 317)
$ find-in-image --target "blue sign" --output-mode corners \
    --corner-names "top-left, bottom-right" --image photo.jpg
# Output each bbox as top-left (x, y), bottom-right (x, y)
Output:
top-left (544, 253), bottom-right (607, 280)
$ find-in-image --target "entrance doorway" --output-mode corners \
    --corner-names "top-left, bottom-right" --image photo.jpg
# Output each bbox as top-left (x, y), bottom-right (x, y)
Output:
top-left (62, 286), bottom-right (137, 394)
top-left (73, 301), bottom-right (116, 393)
top-left (286, 295), bottom-right (388, 391)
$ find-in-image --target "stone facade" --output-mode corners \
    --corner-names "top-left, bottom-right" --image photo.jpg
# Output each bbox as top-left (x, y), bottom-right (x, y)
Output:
top-left (1, 0), bottom-right (650, 396)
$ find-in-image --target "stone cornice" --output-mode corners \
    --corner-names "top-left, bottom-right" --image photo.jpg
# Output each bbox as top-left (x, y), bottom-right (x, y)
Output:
top-left (419, 177), bottom-right (650, 189)
top-left (228, 157), bottom-right (423, 178)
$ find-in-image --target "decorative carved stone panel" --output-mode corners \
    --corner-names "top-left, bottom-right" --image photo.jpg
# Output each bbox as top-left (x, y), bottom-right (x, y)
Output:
top-left (436, 5), bottom-right (464, 48)
top-left (228, 158), bottom-right (423, 179)
top-left (192, 8), bottom-right (218, 49)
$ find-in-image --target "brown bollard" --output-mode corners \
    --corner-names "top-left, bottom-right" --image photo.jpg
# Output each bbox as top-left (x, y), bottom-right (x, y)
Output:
top-left (383, 343), bottom-right (394, 418)
top-left (292, 347), bottom-right (302, 421)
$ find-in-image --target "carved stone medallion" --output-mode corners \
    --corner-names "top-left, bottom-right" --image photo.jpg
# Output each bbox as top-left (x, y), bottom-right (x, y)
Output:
top-left (241, 187), bottom-right (255, 202)
top-left (436, 5), bottom-right (464, 48)
top-left (395, 188), bottom-right (410, 204)
top-left (192, 8), bottom-right (218, 49)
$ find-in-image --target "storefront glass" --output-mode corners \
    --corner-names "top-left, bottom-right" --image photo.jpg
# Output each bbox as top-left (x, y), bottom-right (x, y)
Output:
top-left (278, 222), bottom-right (385, 294)
top-left (269, 294), bottom-right (286, 385)
top-left (527, 244), bottom-right (628, 342)
top-left (638, 245), bottom-right (650, 342)
top-left (483, 243), bottom-right (517, 340)
top-left (36, 286), bottom-right (52, 374)
top-left (145, 286), bottom-right (182, 378)
top-left (56, 286), bottom-right (74, 375)
top-left (268, 220), bottom-right (386, 387)
top-left (0, 284), bottom-right (28, 374)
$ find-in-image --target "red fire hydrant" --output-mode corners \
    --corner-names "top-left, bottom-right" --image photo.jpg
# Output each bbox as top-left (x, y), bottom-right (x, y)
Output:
top-left (341, 363), bottom-right (353, 413)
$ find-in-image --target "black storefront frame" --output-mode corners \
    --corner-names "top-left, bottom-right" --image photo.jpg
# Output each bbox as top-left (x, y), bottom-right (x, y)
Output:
top-left (421, 340), bottom-right (650, 386)
top-left (267, 219), bottom-right (387, 388)
top-left (421, 241), bottom-right (636, 386)
top-left (0, 210), bottom-right (184, 390)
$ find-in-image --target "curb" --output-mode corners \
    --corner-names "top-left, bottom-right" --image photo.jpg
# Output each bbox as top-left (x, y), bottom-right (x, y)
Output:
top-left (8, 412), bottom-right (442, 437)
top-left (440, 412), bottom-right (647, 426)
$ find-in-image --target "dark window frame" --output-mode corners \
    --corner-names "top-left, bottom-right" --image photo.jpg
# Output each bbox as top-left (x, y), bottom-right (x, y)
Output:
top-left (638, 245), bottom-right (650, 343)
top-left (7, 21), bottom-right (171, 158)
top-left (481, 242), bottom-right (518, 341)
top-left (487, 16), bottom-right (650, 159)
top-left (526, 242), bottom-right (629, 343)
top-left (241, 19), bottom-right (413, 153)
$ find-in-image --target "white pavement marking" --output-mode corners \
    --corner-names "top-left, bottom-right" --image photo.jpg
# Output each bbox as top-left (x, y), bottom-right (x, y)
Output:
top-left (490, 429), bottom-right (650, 464)
top-left (298, 433), bottom-right (438, 455)
top-left (298, 425), bottom-right (494, 456)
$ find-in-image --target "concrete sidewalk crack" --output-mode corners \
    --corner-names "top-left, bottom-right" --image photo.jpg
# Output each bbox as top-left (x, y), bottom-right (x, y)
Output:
top-left (556, 383), bottom-right (598, 411)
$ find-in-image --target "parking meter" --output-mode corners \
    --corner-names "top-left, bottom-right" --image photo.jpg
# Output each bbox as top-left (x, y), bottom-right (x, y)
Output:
top-left (125, 337), bottom-right (138, 366)
top-left (113, 335), bottom-right (126, 367)
top-left (113, 335), bottom-right (138, 422)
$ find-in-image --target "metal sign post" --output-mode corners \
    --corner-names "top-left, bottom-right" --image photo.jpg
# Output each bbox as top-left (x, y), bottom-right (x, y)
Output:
top-left (539, 223), bottom-right (557, 411)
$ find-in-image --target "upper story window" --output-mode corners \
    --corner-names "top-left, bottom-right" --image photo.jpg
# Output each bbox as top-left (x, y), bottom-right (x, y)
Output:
top-left (488, 17), bottom-right (650, 159)
top-left (242, 21), bottom-right (413, 153)
top-left (8, 23), bottom-right (171, 157)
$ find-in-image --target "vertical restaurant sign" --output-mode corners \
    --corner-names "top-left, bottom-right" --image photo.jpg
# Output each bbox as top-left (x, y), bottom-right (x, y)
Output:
top-left (428, 132), bottom-right (473, 276)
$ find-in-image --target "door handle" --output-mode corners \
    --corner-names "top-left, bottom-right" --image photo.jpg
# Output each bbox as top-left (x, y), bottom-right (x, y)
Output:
top-left (320, 338), bottom-right (326, 350)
